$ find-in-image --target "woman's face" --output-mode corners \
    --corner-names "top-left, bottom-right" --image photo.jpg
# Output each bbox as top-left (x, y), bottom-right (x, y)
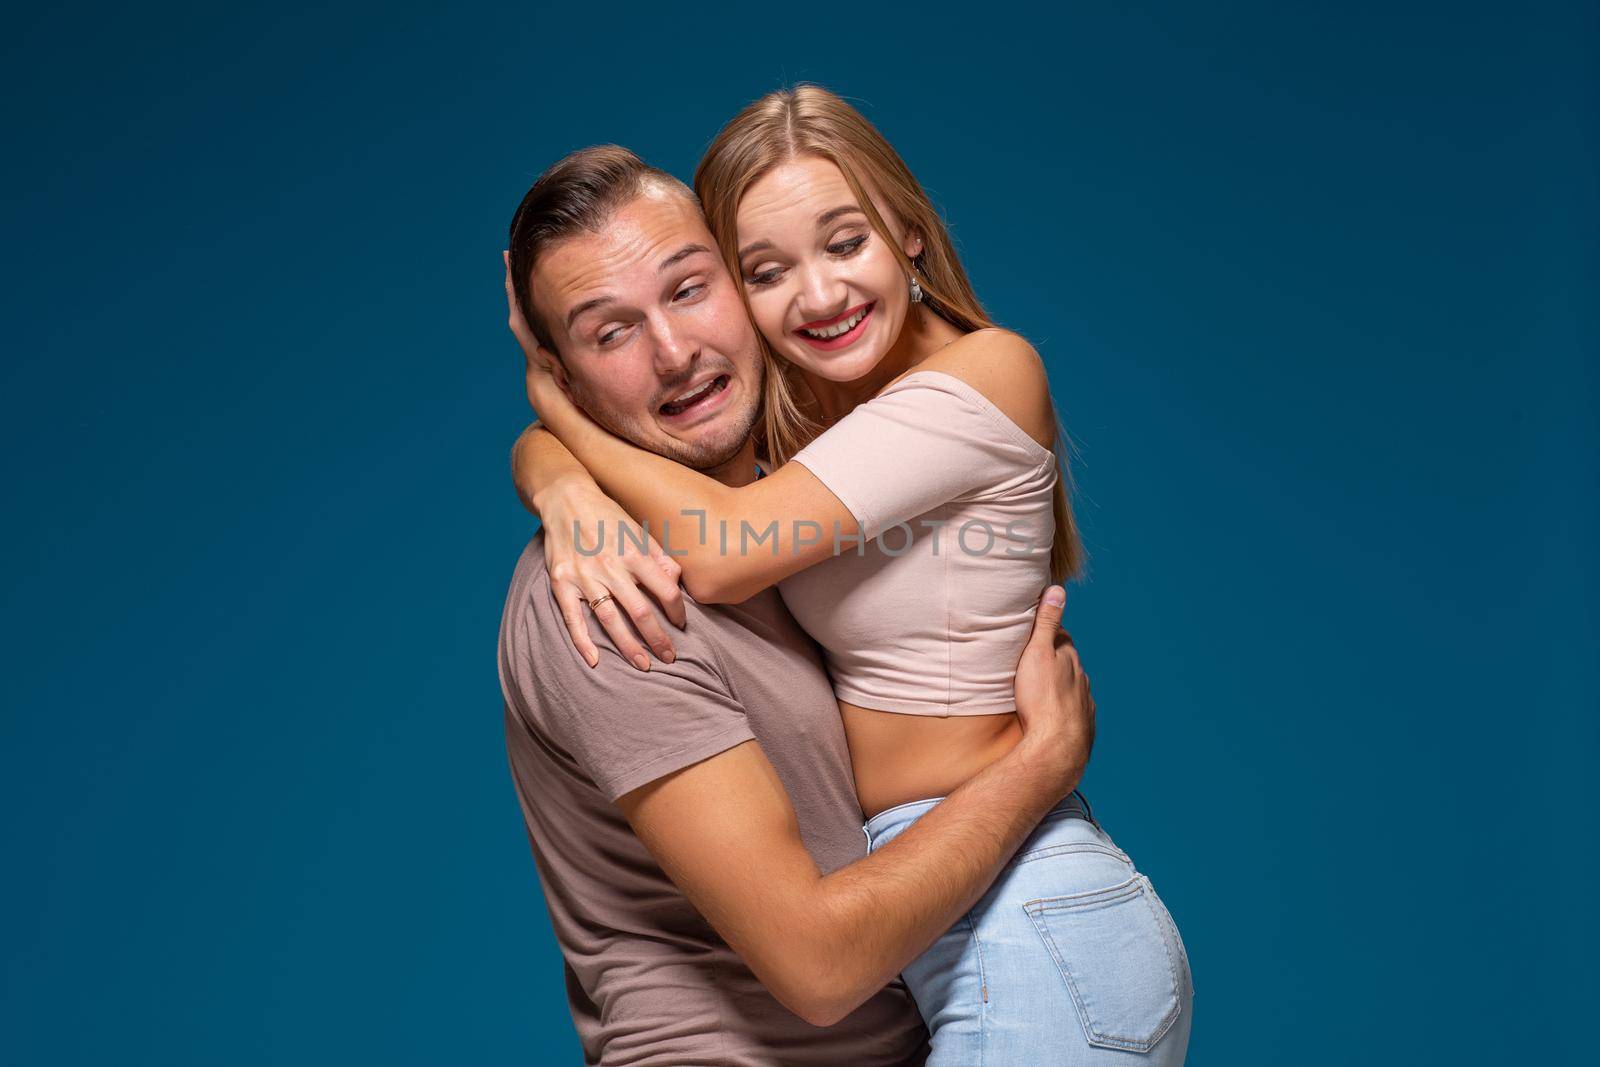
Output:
top-left (734, 156), bottom-right (923, 383)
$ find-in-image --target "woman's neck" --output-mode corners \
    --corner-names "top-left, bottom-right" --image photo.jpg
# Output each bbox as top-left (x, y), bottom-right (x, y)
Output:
top-left (803, 303), bottom-right (966, 423)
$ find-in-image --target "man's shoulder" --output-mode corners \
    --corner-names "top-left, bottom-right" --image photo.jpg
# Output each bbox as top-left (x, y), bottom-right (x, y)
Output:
top-left (508, 529), bottom-right (554, 594)
top-left (498, 533), bottom-right (558, 666)
top-left (498, 529), bottom-right (742, 703)
top-left (502, 528), bottom-right (705, 648)
top-left (499, 530), bottom-right (774, 803)
top-left (497, 529), bottom-right (827, 714)
top-left (498, 532), bottom-right (557, 715)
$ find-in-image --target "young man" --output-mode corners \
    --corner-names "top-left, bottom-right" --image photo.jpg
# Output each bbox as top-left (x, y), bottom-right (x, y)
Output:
top-left (498, 146), bottom-right (1095, 1065)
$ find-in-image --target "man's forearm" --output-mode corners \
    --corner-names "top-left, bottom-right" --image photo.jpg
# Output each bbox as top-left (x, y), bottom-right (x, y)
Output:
top-left (798, 736), bottom-right (1081, 1024)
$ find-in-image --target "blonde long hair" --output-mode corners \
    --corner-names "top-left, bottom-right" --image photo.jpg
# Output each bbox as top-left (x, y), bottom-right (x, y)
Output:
top-left (694, 84), bottom-right (1084, 581)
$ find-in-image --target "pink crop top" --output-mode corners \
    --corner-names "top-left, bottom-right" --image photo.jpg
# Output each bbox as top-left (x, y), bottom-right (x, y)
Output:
top-left (779, 370), bottom-right (1058, 717)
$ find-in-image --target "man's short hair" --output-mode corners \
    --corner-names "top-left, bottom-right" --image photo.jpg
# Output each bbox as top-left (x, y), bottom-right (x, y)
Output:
top-left (507, 145), bottom-right (699, 354)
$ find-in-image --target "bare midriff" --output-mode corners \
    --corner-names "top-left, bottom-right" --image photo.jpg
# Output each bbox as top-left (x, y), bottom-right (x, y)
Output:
top-left (841, 701), bottom-right (1025, 819)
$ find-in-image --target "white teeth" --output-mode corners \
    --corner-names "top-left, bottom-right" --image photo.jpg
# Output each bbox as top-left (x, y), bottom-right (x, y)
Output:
top-left (671, 380), bottom-right (715, 405)
top-left (801, 306), bottom-right (868, 339)
top-left (664, 377), bottom-right (723, 412)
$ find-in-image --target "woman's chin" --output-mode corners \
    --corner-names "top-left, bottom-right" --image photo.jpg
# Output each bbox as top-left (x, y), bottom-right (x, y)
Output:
top-left (777, 338), bottom-right (890, 384)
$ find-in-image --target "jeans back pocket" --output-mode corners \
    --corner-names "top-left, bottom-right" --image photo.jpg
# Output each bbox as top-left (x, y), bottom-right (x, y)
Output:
top-left (1023, 875), bottom-right (1185, 1053)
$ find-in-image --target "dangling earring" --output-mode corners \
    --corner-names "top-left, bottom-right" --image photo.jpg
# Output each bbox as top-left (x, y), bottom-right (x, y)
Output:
top-left (909, 275), bottom-right (924, 304)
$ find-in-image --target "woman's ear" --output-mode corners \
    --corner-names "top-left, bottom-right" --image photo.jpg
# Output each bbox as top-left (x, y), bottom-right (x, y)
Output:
top-left (903, 228), bottom-right (924, 260)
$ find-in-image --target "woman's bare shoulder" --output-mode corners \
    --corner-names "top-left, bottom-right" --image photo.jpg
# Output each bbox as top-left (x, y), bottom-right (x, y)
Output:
top-left (912, 328), bottom-right (1056, 450)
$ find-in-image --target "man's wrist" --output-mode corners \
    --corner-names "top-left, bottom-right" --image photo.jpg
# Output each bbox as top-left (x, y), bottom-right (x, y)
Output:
top-left (1009, 729), bottom-right (1087, 803)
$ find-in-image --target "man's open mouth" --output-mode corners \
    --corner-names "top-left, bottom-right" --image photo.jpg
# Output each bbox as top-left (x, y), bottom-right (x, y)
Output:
top-left (659, 374), bottom-right (730, 417)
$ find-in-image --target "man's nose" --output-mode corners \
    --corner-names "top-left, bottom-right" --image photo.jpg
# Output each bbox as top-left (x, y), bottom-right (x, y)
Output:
top-left (652, 318), bottom-right (697, 377)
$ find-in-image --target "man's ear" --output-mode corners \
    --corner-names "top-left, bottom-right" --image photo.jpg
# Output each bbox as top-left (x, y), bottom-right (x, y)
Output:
top-left (535, 345), bottom-right (571, 391)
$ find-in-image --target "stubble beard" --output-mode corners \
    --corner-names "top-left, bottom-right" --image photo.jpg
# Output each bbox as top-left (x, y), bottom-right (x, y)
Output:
top-left (566, 366), bottom-right (763, 472)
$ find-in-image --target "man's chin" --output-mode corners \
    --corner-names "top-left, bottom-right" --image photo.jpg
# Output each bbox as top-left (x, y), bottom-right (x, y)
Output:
top-left (653, 419), bottom-right (751, 471)
top-left (569, 379), bottom-right (758, 471)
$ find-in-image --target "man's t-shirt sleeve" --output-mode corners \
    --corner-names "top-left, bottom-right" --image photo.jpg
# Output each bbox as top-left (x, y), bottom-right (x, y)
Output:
top-left (499, 563), bottom-right (756, 802)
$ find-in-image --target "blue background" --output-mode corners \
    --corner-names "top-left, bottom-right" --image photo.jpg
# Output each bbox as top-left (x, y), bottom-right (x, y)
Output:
top-left (3, 2), bottom-right (1594, 1063)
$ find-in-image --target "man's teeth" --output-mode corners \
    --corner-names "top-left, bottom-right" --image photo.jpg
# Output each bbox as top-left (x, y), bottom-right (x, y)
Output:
top-left (663, 377), bottom-right (723, 413)
top-left (801, 306), bottom-right (868, 339)
top-left (671, 379), bottom-right (717, 405)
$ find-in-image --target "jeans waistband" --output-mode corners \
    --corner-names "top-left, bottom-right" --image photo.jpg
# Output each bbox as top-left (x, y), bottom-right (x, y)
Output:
top-left (863, 789), bottom-right (1096, 851)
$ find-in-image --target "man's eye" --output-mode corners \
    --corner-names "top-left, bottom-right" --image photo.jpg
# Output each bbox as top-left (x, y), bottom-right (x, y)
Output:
top-left (598, 326), bottom-right (626, 346)
top-left (827, 235), bottom-right (868, 256)
top-left (674, 283), bottom-right (707, 302)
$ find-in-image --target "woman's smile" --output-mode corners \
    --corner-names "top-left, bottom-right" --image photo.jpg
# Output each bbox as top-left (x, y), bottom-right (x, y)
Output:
top-left (794, 301), bottom-right (875, 350)
top-left (735, 156), bottom-right (921, 384)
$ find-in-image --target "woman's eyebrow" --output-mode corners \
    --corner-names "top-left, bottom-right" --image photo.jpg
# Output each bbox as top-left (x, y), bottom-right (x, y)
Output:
top-left (737, 206), bottom-right (866, 261)
top-left (815, 205), bottom-right (865, 228)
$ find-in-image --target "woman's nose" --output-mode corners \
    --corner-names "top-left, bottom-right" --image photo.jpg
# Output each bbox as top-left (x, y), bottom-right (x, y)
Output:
top-left (795, 263), bottom-right (848, 323)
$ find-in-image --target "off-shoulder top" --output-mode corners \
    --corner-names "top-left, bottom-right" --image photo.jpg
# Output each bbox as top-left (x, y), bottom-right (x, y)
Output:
top-left (778, 370), bottom-right (1058, 717)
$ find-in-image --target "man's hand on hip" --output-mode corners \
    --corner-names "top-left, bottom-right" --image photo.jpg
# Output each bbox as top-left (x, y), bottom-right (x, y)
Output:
top-left (1010, 585), bottom-right (1096, 798)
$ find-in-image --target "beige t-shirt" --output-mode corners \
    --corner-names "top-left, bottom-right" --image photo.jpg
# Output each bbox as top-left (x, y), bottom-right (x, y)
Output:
top-left (498, 535), bottom-right (928, 1066)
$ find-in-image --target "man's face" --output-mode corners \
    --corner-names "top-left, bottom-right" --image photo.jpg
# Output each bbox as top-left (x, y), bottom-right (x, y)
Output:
top-left (529, 189), bottom-right (764, 470)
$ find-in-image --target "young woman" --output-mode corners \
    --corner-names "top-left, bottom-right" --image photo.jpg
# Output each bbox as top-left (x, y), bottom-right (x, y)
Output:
top-left (509, 86), bottom-right (1193, 1064)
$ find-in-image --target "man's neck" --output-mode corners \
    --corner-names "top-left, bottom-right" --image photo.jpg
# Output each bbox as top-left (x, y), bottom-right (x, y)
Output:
top-left (698, 437), bottom-right (761, 488)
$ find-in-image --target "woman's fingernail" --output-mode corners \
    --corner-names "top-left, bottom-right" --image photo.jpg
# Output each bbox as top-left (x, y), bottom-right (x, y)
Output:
top-left (633, 654), bottom-right (650, 671)
top-left (661, 649), bottom-right (676, 664)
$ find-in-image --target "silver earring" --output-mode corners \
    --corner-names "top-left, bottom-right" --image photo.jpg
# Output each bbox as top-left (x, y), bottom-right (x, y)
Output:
top-left (909, 275), bottom-right (924, 304)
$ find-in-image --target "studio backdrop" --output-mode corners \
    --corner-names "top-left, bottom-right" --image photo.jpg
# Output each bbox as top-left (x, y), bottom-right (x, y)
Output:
top-left (3, 2), bottom-right (1595, 1064)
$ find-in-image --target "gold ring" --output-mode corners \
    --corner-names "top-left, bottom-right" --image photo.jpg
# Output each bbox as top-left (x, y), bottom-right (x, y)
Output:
top-left (585, 593), bottom-right (616, 611)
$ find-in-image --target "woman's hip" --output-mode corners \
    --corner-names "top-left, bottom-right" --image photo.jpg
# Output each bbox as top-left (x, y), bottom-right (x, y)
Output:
top-left (867, 794), bottom-right (1194, 1064)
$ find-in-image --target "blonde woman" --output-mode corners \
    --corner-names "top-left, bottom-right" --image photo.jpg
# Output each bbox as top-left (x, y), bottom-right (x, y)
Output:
top-left (509, 86), bottom-right (1193, 1064)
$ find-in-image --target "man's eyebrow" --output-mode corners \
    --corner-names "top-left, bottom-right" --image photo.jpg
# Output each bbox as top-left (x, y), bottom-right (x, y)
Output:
top-left (736, 206), bottom-right (867, 260)
top-left (563, 245), bottom-right (711, 329)
top-left (658, 243), bottom-right (713, 272)
top-left (565, 295), bottom-right (615, 331)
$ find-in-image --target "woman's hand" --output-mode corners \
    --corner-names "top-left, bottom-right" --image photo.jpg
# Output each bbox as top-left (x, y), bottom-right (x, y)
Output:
top-left (539, 475), bottom-right (688, 671)
top-left (522, 343), bottom-right (575, 429)
top-left (503, 252), bottom-right (583, 432)
top-left (1010, 586), bottom-right (1095, 796)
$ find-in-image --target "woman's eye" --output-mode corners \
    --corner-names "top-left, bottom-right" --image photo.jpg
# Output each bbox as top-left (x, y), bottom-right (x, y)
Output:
top-left (745, 266), bottom-right (784, 287)
top-left (827, 235), bottom-right (869, 256)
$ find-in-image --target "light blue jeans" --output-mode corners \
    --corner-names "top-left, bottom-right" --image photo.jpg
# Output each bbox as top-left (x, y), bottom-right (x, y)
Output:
top-left (864, 792), bottom-right (1193, 1065)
